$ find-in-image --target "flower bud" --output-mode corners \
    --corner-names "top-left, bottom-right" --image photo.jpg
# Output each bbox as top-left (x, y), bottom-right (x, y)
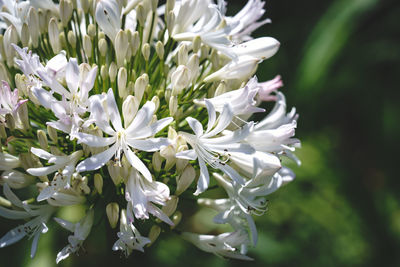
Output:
top-left (115, 30), bottom-right (129, 67)
top-left (5, 113), bottom-right (15, 130)
top-left (67, 30), bottom-right (76, 49)
top-left (166, 11), bottom-right (175, 36)
top-left (134, 73), bottom-right (148, 103)
top-left (187, 54), bottom-right (199, 82)
top-left (100, 65), bottom-right (108, 80)
top-left (152, 152), bottom-right (163, 172)
top-left (60, 0), bottom-right (73, 27)
top-left (171, 211), bottom-right (182, 229)
top-left (136, 4), bottom-right (146, 26)
top-left (171, 65), bottom-right (191, 95)
top-left (122, 95), bottom-right (139, 128)
top-left (200, 44), bottom-right (209, 61)
top-left (151, 96), bottom-right (160, 111)
top-left (87, 23), bottom-right (96, 38)
top-left (178, 44), bottom-right (188, 65)
top-left (81, 0), bottom-right (90, 13)
top-left (166, 0), bottom-right (175, 13)
top-left (210, 49), bottom-right (219, 69)
top-left (37, 130), bottom-right (48, 149)
top-left (98, 38), bottom-right (108, 57)
top-left (20, 23), bottom-right (30, 47)
top-left (147, 225), bottom-right (161, 247)
top-left (94, 173), bottom-right (103, 194)
top-left (162, 196), bottom-right (179, 217)
top-left (46, 125), bottom-right (58, 143)
top-left (3, 25), bottom-right (18, 65)
top-left (59, 31), bottom-right (67, 49)
top-left (193, 35), bottom-right (201, 53)
top-left (109, 62), bottom-right (118, 83)
top-left (48, 18), bottom-right (61, 53)
top-left (38, 9), bottom-right (48, 34)
top-left (214, 81), bottom-right (227, 97)
top-left (176, 164), bottom-right (196, 195)
top-left (131, 31), bottom-right (140, 56)
top-left (83, 34), bottom-right (92, 58)
top-left (117, 67), bottom-right (128, 98)
top-left (169, 96), bottom-right (178, 116)
top-left (0, 124), bottom-right (6, 139)
top-left (141, 43), bottom-right (150, 61)
top-left (28, 7), bottom-right (39, 47)
top-left (155, 41), bottom-right (164, 60)
top-left (18, 102), bottom-right (30, 130)
top-left (106, 202), bottom-right (119, 229)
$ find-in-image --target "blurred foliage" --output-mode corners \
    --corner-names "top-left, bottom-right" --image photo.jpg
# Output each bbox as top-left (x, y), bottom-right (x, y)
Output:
top-left (1, 0), bottom-right (400, 266)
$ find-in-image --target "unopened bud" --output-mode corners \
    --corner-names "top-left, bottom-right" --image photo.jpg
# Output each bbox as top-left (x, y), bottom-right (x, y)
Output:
top-left (134, 74), bottom-right (148, 102)
top-left (169, 96), bottom-right (177, 116)
top-left (60, 0), bottom-right (73, 27)
top-left (109, 62), bottom-right (117, 83)
top-left (117, 67), bottom-right (128, 98)
top-left (83, 35), bottom-right (92, 58)
top-left (131, 31), bottom-right (140, 56)
top-left (115, 30), bottom-right (129, 67)
top-left (48, 18), bottom-right (61, 53)
top-left (155, 41), bottom-right (164, 60)
top-left (178, 44), bottom-right (188, 65)
top-left (136, 4), bottom-right (146, 26)
top-left (166, 0), bottom-right (175, 13)
top-left (107, 163), bottom-right (123, 185)
top-left (81, 0), bottom-right (90, 13)
top-left (0, 124), bottom-right (6, 139)
top-left (3, 26), bottom-right (18, 65)
top-left (67, 30), bottom-right (76, 49)
top-left (171, 211), bottom-right (182, 229)
top-left (94, 173), bottom-right (103, 194)
top-left (214, 81), bottom-right (227, 97)
top-left (162, 195), bottom-right (178, 217)
top-left (200, 45), bottom-right (209, 61)
top-left (47, 125), bottom-right (58, 142)
top-left (151, 96), bottom-right (160, 111)
top-left (193, 36), bottom-right (201, 53)
top-left (141, 43), bottom-right (150, 61)
top-left (122, 95), bottom-right (139, 128)
top-left (147, 225), bottom-right (161, 247)
top-left (20, 23), bottom-right (30, 47)
top-left (187, 54), bottom-right (199, 82)
top-left (98, 38), bottom-right (108, 57)
top-left (37, 130), bottom-right (48, 149)
top-left (166, 11), bottom-right (175, 36)
top-left (5, 113), bottom-right (15, 130)
top-left (87, 23), bottom-right (96, 38)
top-left (210, 49), bottom-right (219, 69)
top-left (152, 152), bottom-right (163, 172)
top-left (0, 170), bottom-right (35, 189)
top-left (100, 65), bottom-right (108, 80)
top-left (38, 10), bottom-right (48, 34)
top-left (106, 202), bottom-right (119, 229)
top-left (28, 7), bottom-right (39, 47)
top-left (171, 65), bottom-right (191, 95)
top-left (176, 164), bottom-right (196, 195)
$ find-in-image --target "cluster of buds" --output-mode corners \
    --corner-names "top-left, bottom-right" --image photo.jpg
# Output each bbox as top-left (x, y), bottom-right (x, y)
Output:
top-left (0, 0), bottom-right (300, 263)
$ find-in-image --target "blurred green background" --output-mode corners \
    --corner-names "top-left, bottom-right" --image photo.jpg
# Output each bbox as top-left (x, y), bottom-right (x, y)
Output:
top-left (1, 0), bottom-right (400, 266)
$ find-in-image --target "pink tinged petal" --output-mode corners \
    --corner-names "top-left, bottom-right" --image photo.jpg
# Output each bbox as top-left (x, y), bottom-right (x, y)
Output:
top-left (46, 53), bottom-right (68, 78)
top-left (65, 58), bottom-right (79, 94)
top-left (125, 101), bottom-right (155, 135)
top-left (76, 144), bottom-right (118, 172)
top-left (32, 87), bottom-right (56, 109)
top-left (106, 89), bottom-right (123, 131)
top-left (186, 117), bottom-right (203, 136)
top-left (124, 147), bottom-right (152, 182)
top-left (0, 225), bottom-right (27, 248)
top-left (194, 157), bottom-right (209, 196)
top-left (175, 149), bottom-right (197, 160)
top-left (75, 132), bottom-right (116, 147)
top-left (203, 104), bottom-right (233, 138)
top-left (126, 138), bottom-right (170, 152)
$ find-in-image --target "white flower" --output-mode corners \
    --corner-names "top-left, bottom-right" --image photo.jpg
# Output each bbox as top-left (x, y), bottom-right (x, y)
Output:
top-left (27, 148), bottom-right (83, 202)
top-left (225, 0), bottom-right (271, 42)
top-left (0, 152), bottom-right (20, 171)
top-left (125, 168), bottom-right (173, 225)
top-left (113, 209), bottom-right (151, 257)
top-left (0, 184), bottom-right (55, 258)
top-left (54, 209), bottom-right (94, 263)
top-left (246, 92), bottom-right (301, 164)
top-left (0, 170), bottom-right (35, 189)
top-left (194, 77), bottom-right (265, 116)
top-left (75, 89), bottom-right (172, 182)
top-left (181, 230), bottom-right (253, 260)
top-left (176, 100), bottom-right (254, 195)
top-left (257, 75), bottom-right (283, 101)
top-left (228, 37), bottom-right (280, 61)
top-left (0, 81), bottom-right (28, 122)
top-left (95, 0), bottom-right (122, 42)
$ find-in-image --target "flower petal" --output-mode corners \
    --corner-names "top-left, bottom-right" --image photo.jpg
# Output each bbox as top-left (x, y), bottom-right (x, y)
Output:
top-left (76, 144), bottom-right (117, 172)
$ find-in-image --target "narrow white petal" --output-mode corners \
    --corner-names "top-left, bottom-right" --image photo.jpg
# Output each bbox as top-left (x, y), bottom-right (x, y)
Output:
top-left (194, 157), bottom-right (209, 195)
top-left (203, 104), bottom-right (233, 138)
top-left (66, 58), bottom-right (79, 94)
top-left (75, 132), bottom-right (116, 147)
top-left (126, 138), bottom-right (170, 152)
top-left (124, 147), bottom-right (152, 182)
top-left (125, 101), bottom-right (155, 134)
top-left (76, 144), bottom-right (117, 172)
top-left (107, 89), bottom-right (123, 131)
top-left (54, 217), bottom-right (76, 232)
top-left (186, 117), bottom-right (203, 136)
top-left (175, 149), bottom-right (197, 160)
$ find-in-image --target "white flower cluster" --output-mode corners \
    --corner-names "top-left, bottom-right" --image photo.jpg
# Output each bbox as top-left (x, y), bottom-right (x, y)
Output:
top-left (0, 0), bottom-right (300, 262)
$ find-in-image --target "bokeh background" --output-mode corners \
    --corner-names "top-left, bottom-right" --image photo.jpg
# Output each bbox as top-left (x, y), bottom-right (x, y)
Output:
top-left (1, 0), bottom-right (399, 266)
